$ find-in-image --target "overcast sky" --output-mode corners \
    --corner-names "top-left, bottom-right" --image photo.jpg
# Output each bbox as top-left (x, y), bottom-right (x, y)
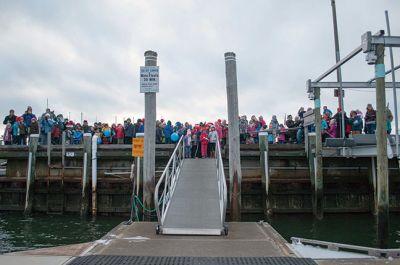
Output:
top-left (0, 0), bottom-right (399, 130)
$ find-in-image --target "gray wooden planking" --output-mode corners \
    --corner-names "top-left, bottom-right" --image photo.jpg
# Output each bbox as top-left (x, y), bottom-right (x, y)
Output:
top-left (162, 159), bottom-right (222, 233)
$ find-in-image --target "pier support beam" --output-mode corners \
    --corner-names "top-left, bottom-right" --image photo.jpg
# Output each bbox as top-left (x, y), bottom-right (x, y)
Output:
top-left (24, 134), bottom-right (39, 215)
top-left (259, 132), bottom-right (271, 217)
top-left (224, 52), bottom-right (242, 221)
top-left (375, 43), bottom-right (389, 248)
top-left (143, 51), bottom-right (157, 221)
top-left (80, 133), bottom-right (92, 216)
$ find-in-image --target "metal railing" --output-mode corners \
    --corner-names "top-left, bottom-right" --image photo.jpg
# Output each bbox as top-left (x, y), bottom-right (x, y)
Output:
top-left (215, 136), bottom-right (227, 227)
top-left (291, 237), bottom-right (400, 258)
top-left (154, 136), bottom-right (184, 226)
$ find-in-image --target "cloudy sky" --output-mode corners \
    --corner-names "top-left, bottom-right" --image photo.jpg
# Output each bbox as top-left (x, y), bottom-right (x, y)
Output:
top-left (0, 0), bottom-right (399, 130)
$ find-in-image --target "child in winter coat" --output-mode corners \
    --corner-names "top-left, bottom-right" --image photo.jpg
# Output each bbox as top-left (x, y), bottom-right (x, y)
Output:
top-left (200, 129), bottom-right (209, 158)
top-left (184, 130), bottom-right (192, 158)
top-left (102, 124), bottom-right (112, 144)
top-left (3, 122), bottom-right (12, 145)
top-left (18, 117), bottom-right (27, 145)
top-left (208, 126), bottom-right (218, 158)
top-left (350, 110), bottom-right (363, 135)
top-left (277, 124), bottom-right (286, 144)
top-left (326, 119), bottom-right (337, 138)
top-left (115, 124), bottom-right (125, 144)
top-left (12, 118), bottom-right (20, 145)
top-left (73, 124), bottom-right (83, 144)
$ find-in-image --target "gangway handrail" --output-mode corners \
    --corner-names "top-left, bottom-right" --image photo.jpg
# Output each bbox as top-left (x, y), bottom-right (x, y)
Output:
top-left (155, 136), bottom-right (184, 227)
top-left (215, 136), bottom-right (227, 228)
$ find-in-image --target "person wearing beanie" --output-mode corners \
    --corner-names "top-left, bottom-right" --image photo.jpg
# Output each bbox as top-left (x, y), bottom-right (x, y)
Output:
top-left (364, 104), bottom-right (376, 134)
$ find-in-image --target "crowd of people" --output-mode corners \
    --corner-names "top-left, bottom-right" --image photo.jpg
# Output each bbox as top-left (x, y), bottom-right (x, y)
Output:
top-left (2, 104), bottom-right (395, 158)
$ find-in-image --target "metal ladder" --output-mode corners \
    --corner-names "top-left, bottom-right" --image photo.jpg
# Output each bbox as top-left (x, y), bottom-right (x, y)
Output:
top-left (154, 136), bottom-right (228, 235)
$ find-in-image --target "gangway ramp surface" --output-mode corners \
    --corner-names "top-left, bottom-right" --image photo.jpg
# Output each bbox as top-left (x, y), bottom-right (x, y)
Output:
top-left (162, 159), bottom-right (222, 235)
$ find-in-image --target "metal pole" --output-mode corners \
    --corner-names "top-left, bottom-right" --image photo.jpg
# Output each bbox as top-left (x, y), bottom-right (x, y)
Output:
top-left (143, 51), bottom-right (157, 221)
top-left (375, 43), bottom-right (389, 249)
top-left (224, 52), bottom-right (242, 221)
top-left (385, 10), bottom-right (399, 160)
top-left (331, 0), bottom-right (345, 138)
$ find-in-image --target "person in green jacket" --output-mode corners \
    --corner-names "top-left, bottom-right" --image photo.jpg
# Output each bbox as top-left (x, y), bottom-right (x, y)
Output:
top-left (349, 110), bottom-right (363, 135)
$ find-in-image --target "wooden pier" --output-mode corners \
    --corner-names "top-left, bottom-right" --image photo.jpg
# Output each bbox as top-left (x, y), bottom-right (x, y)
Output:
top-left (0, 142), bottom-right (399, 216)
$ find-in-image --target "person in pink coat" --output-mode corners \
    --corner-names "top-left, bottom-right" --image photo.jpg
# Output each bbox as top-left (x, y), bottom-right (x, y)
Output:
top-left (215, 119), bottom-right (223, 143)
top-left (277, 124), bottom-right (286, 144)
top-left (326, 119), bottom-right (337, 138)
top-left (200, 129), bottom-right (209, 158)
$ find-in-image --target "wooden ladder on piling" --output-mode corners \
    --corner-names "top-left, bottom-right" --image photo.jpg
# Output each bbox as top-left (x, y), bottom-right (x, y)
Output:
top-left (46, 164), bottom-right (65, 215)
top-left (46, 134), bottom-right (65, 215)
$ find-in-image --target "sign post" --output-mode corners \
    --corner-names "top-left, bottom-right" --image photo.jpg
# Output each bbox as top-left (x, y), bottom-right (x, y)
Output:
top-left (141, 51), bottom-right (158, 221)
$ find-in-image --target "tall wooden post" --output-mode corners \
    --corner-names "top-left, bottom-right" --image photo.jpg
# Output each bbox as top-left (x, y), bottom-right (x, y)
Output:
top-left (375, 43), bottom-right (389, 248)
top-left (313, 87), bottom-right (324, 219)
top-left (259, 132), bottom-right (270, 217)
top-left (224, 52), bottom-right (242, 221)
top-left (80, 133), bottom-right (92, 216)
top-left (24, 134), bottom-right (39, 215)
top-left (143, 50), bottom-right (157, 220)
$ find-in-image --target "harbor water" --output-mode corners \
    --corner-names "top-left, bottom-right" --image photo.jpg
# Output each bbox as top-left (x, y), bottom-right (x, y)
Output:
top-left (0, 213), bottom-right (123, 254)
top-left (0, 213), bottom-right (399, 254)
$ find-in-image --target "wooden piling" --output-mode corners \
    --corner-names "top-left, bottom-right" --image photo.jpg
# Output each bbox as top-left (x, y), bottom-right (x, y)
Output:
top-left (375, 43), bottom-right (389, 248)
top-left (24, 134), bottom-right (39, 215)
top-left (91, 135), bottom-right (98, 216)
top-left (80, 133), bottom-right (92, 216)
top-left (143, 51), bottom-right (157, 220)
top-left (224, 52), bottom-right (242, 221)
top-left (368, 157), bottom-right (377, 214)
top-left (47, 133), bottom-right (51, 166)
top-left (258, 132), bottom-right (270, 217)
top-left (313, 87), bottom-right (324, 219)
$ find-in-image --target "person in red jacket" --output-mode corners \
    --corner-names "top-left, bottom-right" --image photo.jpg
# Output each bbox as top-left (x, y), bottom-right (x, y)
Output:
top-left (200, 128), bottom-right (209, 158)
top-left (115, 124), bottom-right (125, 144)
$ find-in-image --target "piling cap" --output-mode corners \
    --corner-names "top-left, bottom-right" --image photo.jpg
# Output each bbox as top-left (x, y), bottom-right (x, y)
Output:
top-left (224, 52), bottom-right (236, 61)
top-left (144, 50), bottom-right (158, 57)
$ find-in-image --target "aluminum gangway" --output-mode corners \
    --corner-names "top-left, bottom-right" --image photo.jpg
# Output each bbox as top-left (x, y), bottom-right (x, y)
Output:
top-left (155, 136), bottom-right (227, 235)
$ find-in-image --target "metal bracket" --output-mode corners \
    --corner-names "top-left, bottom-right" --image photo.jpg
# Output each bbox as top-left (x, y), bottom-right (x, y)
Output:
top-left (310, 81), bottom-right (400, 89)
top-left (362, 30), bottom-right (400, 52)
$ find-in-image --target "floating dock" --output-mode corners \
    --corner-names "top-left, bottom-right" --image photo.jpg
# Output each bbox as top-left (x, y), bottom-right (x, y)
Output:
top-left (1, 221), bottom-right (398, 265)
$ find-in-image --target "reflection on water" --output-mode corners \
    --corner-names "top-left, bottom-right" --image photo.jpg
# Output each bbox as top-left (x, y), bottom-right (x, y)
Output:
top-left (0, 213), bottom-right (123, 254)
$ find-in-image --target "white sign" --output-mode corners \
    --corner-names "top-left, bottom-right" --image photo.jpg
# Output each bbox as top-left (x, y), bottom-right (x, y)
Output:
top-left (140, 66), bottom-right (159, 93)
top-left (66, 152), bottom-right (75, 157)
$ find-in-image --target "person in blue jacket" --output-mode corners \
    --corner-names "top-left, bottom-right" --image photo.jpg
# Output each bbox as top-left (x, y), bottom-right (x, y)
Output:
top-left (22, 106), bottom-right (37, 134)
top-left (163, 120), bottom-right (173, 144)
top-left (40, 113), bottom-right (54, 145)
